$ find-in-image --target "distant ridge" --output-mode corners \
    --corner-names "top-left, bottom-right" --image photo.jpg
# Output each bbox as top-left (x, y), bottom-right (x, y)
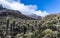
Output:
top-left (0, 5), bottom-right (41, 19)
top-left (0, 5), bottom-right (35, 19)
top-left (27, 14), bottom-right (42, 19)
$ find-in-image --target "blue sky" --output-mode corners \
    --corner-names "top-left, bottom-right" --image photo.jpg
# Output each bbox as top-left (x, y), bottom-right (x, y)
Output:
top-left (0, 0), bottom-right (60, 17)
top-left (21, 0), bottom-right (60, 14)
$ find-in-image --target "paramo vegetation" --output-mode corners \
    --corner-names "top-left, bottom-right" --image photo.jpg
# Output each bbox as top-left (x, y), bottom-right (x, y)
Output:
top-left (0, 5), bottom-right (60, 38)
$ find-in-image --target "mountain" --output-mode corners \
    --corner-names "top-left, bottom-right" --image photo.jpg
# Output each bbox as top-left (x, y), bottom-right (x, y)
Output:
top-left (0, 9), bottom-right (36, 19)
top-left (0, 5), bottom-right (36, 19)
top-left (0, 5), bottom-right (41, 19)
top-left (27, 14), bottom-right (42, 19)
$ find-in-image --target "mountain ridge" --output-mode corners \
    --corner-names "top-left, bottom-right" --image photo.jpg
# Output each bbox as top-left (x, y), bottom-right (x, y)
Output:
top-left (0, 5), bottom-right (41, 19)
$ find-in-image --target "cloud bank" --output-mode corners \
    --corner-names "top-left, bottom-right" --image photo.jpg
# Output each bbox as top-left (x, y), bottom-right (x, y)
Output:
top-left (0, 0), bottom-right (49, 17)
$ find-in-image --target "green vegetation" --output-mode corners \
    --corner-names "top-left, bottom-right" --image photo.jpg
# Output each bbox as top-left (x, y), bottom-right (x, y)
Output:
top-left (0, 14), bottom-right (60, 38)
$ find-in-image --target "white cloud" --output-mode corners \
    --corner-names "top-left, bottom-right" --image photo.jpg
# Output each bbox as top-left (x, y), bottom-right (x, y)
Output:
top-left (0, 0), bottom-right (49, 17)
top-left (26, 5), bottom-right (37, 11)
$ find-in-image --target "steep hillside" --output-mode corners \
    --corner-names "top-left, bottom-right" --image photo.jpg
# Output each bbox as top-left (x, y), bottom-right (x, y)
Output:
top-left (40, 14), bottom-right (60, 25)
top-left (0, 9), bottom-right (35, 19)
top-left (35, 14), bottom-right (60, 38)
top-left (0, 5), bottom-right (41, 19)
top-left (38, 13), bottom-right (60, 32)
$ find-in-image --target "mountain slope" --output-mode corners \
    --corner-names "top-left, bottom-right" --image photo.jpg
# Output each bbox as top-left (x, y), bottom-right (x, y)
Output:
top-left (37, 13), bottom-right (60, 32)
top-left (27, 14), bottom-right (42, 19)
top-left (0, 5), bottom-right (36, 19)
top-left (0, 9), bottom-right (36, 19)
top-left (0, 5), bottom-right (41, 19)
